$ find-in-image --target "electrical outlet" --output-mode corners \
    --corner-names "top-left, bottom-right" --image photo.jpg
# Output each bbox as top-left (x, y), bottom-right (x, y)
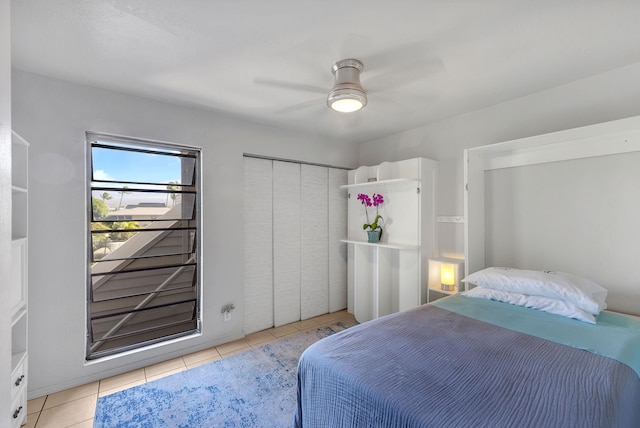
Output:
top-left (221, 303), bottom-right (235, 321)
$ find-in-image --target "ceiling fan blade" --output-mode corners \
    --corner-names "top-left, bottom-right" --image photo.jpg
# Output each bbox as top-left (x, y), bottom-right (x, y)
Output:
top-left (367, 91), bottom-right (440, 119)
top-left (370, 94), bottom-right (413, 113)
top-left (364, 56), bottom-right (445, 93)
top-left (363, 41), bottom-right (440, 70)
top-left (341, 112), bottom-right (364, 128)
top-left (276, 97), bottom-right (325, 114)
top-left (254, 77), bottom-right (327, 95)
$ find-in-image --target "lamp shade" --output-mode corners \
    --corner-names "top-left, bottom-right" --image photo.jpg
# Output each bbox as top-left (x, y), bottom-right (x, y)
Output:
top-left (441, 263), bottom-right (455, 286)
top-left (428, 257), bottom-right (465, 298)
top-left (327, 91), bottom-right (366, 113)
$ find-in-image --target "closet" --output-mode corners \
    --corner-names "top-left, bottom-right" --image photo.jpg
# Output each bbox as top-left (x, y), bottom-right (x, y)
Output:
top-left (243, 156), bottom-right (347, 335)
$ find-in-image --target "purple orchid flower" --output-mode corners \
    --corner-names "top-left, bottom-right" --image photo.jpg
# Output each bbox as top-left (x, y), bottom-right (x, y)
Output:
top-left (356, 193), bottom-right (384, 234)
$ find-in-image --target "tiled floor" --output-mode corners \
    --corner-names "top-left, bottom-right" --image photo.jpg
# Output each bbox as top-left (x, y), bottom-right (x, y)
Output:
top-left (23, 310), bottom-right (355, 428)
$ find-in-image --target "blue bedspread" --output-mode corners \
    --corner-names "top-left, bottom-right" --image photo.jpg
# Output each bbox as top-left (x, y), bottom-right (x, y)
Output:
top-left (293, 297), bottom-right (640, 427)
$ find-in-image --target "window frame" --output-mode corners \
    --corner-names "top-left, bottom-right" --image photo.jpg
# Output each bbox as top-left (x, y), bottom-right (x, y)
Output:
top-left (85, 132), bottom-right (202, 360)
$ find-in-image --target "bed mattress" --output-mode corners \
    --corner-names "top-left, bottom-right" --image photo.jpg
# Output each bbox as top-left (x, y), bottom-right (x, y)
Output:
top-left (293, 297), bottom-right (640, 427)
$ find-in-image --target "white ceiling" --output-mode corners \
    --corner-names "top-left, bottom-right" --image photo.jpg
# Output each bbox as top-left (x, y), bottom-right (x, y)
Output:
top-left (11, 1), bottom-right (640, 144)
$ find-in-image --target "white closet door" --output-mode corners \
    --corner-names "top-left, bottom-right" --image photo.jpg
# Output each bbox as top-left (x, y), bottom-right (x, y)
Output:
top-left (243, 157), bottom-right (273, 334)
top-left (273, 161), bottom-right (301, 326)
top-left (300, 165), bottom-right (329, 319)
top-left (328, 168), bottom-right (348, 312)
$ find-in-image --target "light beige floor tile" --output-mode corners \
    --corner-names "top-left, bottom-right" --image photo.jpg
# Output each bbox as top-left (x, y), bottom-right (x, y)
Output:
top-left (299, 322), bottom-right (341, 333)
top-left (182, 347), bottom-right (221, 366)
top-left (215, 338), bottom-right (249, 355)
top-left (312, 311), bottom-right (346, 324)
top-left (43, 382), bottom-right (99, 410)
top-left (36, 394), bottom-right (97, 428)
top-left (335, 310), bottom-right (352, 318)
top-left (249, 336), bottom-right (278, 349)
top-left (27, 396), bottom-right (46, 414)
top-left (146, 367), bottom-right (187, 383)
top-left (99, 368), bottom-right (146, 393)
top-left (275, 331), bottom-right (301, 341)
top-left (271, 324), bottom-right (297, 337)
top-left (144, 357), bottom-right (186, 379)
top-left (69, 418), bottom-right (94, 427)
top-left (294, 323), bottom-right (324, 335)
top-left (22, 412), bottom-right (38, 428)
top-left (330, 313), bottom-right (357, 325)
top-left (219, 345), bottom-right (251, 358)
top-left (99, 379), bottom-right (147, 397)
top-left (291, 318), bottom-right (319, 330)
top-left (185, 355), bottom-right (221, 369)
top-left (329, 315), bottom-right (357, 326)
top-left (245, 330), bottom-right (276, 347)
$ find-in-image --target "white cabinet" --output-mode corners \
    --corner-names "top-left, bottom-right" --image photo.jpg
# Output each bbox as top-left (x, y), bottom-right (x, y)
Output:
top-left (342, 158), bottom-right (438, 323)
top-left (9, 131), bottom-right (28, 427)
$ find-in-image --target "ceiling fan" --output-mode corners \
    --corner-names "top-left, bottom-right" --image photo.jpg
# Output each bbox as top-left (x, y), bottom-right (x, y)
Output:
top-left (326, 59), bottom-right (367, 113)
top-left (254, 58), bottom-right (368, 114)
top-left (254, 43), bottom-right (444, 115)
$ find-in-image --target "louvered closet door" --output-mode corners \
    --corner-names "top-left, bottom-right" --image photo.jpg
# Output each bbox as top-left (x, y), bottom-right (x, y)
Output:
top-left (273, 161), bottom-right (302, 326)
top-left (328, 168), bottom-right (348, 312)
top-left (243, 157), bottom-right (274, 334)
top-left (300, 165), bottom-right (329, 319)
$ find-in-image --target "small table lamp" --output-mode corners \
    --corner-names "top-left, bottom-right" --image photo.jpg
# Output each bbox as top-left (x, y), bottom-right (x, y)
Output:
top-left (440, 263), bottom-right (456, 292)
top-left (427, 257), bottom-right (465, 299)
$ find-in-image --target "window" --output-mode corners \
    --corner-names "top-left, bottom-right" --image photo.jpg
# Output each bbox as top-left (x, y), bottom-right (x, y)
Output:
top-left (86, 133), bottom-right (200, 360)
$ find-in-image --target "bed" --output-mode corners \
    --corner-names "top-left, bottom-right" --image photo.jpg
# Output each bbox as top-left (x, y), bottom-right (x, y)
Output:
top-left (295, 117), bottom-right (640, 427)
top-left (293, 292), bottom-right (640, 427)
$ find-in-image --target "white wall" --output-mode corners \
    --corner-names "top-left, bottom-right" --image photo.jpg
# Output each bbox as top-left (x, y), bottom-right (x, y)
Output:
top-left (0, 0), bottom-right (12, 420)
top-left (11, 69), bottom-right (358, 398)
top-left (484, 151), bottom-right (640, 314)
top-left (358, 61), bottom-right (640, 258)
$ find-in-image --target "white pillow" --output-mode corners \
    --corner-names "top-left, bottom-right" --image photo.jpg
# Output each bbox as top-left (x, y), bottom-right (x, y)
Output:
top-left (462, 286), bottom-right (597, 324)
top-left (462, 267), bottom-right (607, 315)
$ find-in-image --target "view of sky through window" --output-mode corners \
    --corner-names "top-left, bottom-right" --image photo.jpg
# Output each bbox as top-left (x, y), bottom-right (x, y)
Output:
top-left (92, 144), bottom-right (186, 208)
top-left (92, 146), bottom-right (181, 184)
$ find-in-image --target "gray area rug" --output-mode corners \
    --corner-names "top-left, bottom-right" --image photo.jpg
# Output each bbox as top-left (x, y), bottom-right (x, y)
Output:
top-left (94, 322), bottom-right (352, 427)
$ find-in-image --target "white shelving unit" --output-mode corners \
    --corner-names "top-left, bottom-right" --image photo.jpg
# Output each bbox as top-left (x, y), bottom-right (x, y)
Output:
top-left (343, 158), bottom-right (438, 323)
top-left (340, 240), bottom-right (419, 251)
top-left (10, 131), bottom-right (28, 427)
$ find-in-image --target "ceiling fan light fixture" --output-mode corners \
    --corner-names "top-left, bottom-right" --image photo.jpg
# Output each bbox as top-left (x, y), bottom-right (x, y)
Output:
top-left (327, 59), bottom-right (367, 113)
top-left (328, 89), bottom-right (367, 113)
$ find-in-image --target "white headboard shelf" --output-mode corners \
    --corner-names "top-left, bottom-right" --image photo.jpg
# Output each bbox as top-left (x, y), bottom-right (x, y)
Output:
top-left (464, 115), bottom-right (640, 315)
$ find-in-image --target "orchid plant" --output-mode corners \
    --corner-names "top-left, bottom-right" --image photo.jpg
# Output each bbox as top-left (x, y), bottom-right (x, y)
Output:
top-left (357, 193), bottom-right (384, 232)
